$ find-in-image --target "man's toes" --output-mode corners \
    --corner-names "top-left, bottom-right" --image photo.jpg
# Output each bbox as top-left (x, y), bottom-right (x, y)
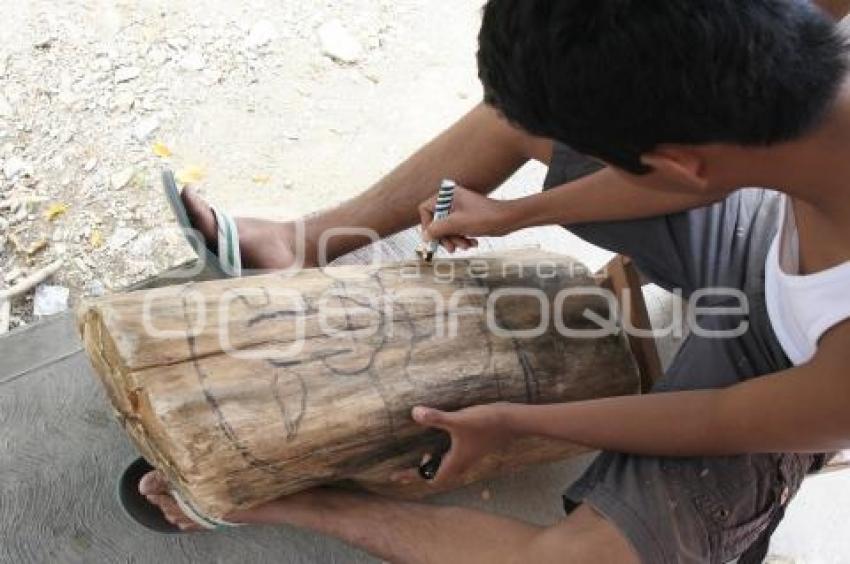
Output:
top-left (139, 470), bottom-right (170, 495)
top-left (146, 493), bottom-right (188, 522)
top-left (146, 493), bottom-right (180, 513)
top-left (181, 186), bottom-right (219, 245)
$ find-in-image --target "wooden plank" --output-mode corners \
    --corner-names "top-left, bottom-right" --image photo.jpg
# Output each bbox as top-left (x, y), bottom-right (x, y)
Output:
top-left (599, 255), bottom-right (664, 394)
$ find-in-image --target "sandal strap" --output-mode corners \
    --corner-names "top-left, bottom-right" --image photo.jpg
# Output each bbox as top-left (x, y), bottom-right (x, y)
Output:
top-left (172, 489), bottom-right (242, 530)
top-left (210, 205), bottom-right (243, 277)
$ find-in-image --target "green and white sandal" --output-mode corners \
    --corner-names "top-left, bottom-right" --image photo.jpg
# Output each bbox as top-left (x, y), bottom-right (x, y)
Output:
top-left (162, 169), bottom-right (243, 278)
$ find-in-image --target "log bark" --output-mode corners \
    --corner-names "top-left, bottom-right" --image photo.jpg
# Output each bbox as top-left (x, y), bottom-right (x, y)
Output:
top-left (78, 251), bottom-right (640, 520)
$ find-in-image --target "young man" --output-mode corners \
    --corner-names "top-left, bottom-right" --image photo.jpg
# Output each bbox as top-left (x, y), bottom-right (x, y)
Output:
top-left (141, 1), bottom-right (850, 562)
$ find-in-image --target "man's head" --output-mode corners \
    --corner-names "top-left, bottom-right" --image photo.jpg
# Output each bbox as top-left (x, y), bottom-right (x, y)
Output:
top-left (478, 0), bottom-right (847, 193)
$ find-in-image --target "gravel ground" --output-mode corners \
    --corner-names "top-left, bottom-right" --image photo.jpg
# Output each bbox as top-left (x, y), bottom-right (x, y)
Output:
top-left (0, 0), bottom-right (484, 329)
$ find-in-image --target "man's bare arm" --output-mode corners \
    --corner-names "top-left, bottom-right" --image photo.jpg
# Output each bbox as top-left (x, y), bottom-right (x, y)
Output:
top-left (508, 167), bottom-right (720, 228)
top-left (311, 103), bottom-right (534, 261)
top-left (422, 167), bottom-right (721, 242)
top-left (501, 322), bottom-right (850, 457)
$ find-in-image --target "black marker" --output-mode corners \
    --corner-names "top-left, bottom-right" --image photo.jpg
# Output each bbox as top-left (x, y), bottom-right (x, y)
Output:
top-left (417, 179), bottom-right (457, 263)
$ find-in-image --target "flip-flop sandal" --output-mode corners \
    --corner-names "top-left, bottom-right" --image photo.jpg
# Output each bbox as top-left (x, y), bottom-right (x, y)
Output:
top-left (162, 168), bottom-right (243, 278)
top-left (118, 457), bottom-right (241, 534)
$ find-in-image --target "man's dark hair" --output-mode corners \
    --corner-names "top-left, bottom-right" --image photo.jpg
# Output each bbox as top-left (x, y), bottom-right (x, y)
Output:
top-left (478, 0), bottom-right (848, 173)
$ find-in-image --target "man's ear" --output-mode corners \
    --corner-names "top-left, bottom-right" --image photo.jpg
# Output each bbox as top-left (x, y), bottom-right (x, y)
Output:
top-left (640, 147), bottom-right (710, 191)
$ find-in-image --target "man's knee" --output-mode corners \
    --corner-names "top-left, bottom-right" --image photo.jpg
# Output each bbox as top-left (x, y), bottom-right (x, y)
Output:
top-left (523, 504), bottom-right (640, 564)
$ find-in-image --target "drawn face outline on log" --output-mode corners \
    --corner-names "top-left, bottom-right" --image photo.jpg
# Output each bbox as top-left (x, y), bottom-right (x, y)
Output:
top-left (218, 286), bottom-right (309, 361)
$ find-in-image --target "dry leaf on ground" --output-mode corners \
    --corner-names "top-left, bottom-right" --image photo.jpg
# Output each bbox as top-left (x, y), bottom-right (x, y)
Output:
top-left (44, 202), bottom-right (69, 221)
top-left (152, 141), bottom-right (173, 158)
top-left (90, 229), bottom-right (104, 249)
top-left (176, 165), bottom-right (205, 184)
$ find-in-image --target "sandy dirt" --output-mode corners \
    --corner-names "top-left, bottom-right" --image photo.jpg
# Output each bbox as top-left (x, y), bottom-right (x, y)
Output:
top-left (0, 0), bottom-right (485, 328)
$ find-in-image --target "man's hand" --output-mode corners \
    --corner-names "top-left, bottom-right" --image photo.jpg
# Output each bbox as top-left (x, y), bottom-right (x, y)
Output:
top-left (418, 186), bottom-right (519, 253)
top-left (394, 404), bottom-right (517, 485)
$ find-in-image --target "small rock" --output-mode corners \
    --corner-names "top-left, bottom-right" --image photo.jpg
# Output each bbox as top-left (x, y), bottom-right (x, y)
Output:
top-left (0, 94), bottom-right (13, 119)
top-left (108, 226), bottom-right (139, 249)
top-left (33, 36), bottom-right (56, 50)
top-left (3, 156), bottom-right (31, 180)
top-left (133, 117), bottom-right (160, 141)
top-left (34, 284), bottom-right (70, 317)
top-left (318, 20), bottom-right (363, 64)
top-left (203, 69), bottom-right (223, 85)
top-left (244, 21), bottom-right (277, 50)
top-left (180, 51), bottom-right (205, 71)
top-left (167, 37), bottom-right (189, 50)
top-left (4, 266), bottom-right (22, 284)
top-left (113, 91), bottom-right (136, 112)
top-left (83, 157), bottom-right (98, 173)
top-left (110, 166), bottom-right (135, 190)
top-left (85, 279), bottom-right (106, 297)
top-left (114, 66), bottom-right (141, 83)
top-left (129, 232), bottom-right (155, 258)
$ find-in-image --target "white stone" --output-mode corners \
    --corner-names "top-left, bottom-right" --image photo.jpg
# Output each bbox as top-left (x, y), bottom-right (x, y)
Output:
top-left (33, 284), bottom-right (70, 317)
top-left (0, 94), bottom-right (13, 119)
top-left (114, 66), bottom-right (141, 83)
top-left (83, 157), bottom-right (97, 173)
top-left (85, 279), bottom-right (106, 297)
top-left (113, 92), bottom-right (136, 112)
top-left (110, 166), bottom-right (135, 190)
top-left (4, 266), bottom-right (22, 284)
top-left (318, 20), bottom-right (362, 64)
top-left (108, 227), bottom-right (139, 250)
top-left (180, 51), bottom-right (206, 71)
top-left (133, 117), bottom-right (160, 141)
top-left (244, 21), bottom-right (277, 50)
top-left (128, 232), bottom-right (155, 258)
top-left (167, 37), bottom-right (189, 50)
top-left (3, 156), bottom-right (30, 180)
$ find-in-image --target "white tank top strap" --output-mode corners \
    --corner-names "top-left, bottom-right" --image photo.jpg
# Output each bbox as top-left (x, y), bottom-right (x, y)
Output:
top-left (765, 196), bottom-right (850, 365)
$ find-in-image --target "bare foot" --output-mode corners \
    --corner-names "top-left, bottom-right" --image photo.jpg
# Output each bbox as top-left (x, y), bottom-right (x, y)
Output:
top-left (138, 469), bottom-right (287, 531)
top-left (138, 470), bottom-right (205, 532)
top-left (181, 186), bottom-right (316, 271)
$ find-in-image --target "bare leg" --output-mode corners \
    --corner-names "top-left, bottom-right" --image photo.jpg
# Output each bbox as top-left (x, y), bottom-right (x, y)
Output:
top-left (139, 471), bottom-right (638, 564)
top-left (182, 103), bottom-right (552, 269)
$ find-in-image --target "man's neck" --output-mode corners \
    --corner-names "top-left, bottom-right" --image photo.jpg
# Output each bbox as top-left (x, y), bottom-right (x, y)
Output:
top-left (766, 88), bottom-right (850, 210)
top-left (744, 83), bottom-right (850, 272)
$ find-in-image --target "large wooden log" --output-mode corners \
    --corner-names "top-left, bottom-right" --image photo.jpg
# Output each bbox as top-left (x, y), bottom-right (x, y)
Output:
top-left (78, 251), bottom-right (640, 520)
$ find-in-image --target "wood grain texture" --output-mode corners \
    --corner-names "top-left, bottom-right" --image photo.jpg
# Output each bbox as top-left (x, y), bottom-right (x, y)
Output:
top-left (78, 251), bottom-right (640, 519)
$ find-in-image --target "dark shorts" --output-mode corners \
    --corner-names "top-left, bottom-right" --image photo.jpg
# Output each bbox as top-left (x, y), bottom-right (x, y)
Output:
top-left (545, 144), bottom-right (820, 564)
